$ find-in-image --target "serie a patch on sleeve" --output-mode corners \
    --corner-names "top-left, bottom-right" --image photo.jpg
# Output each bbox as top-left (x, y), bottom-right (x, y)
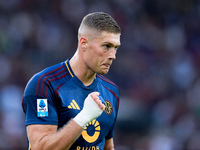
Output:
top-left (37, 99), bottom-right (48, 117)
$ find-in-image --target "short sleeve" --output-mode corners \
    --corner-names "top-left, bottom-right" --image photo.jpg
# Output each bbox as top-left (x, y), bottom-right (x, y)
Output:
top-left (105, 114), bottom-right (117, 139)
top-left (22, 73), bottom-right (58, 126)
top-left (105, 89), bottom-right (119, 139)
top-left (23, 95), bottom-right (58, 126)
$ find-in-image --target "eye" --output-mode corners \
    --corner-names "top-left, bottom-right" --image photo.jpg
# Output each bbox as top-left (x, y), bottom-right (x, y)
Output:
top-left (103, 43), bottom-right (120, 51)
top-left (104, 44), bottom-right (111, 49)
top-left (114, 46), bottom-right (119, 50)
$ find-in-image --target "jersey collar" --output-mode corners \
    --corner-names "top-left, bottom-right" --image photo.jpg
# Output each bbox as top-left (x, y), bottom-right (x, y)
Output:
top-left (65, 59), bottom-right (75, 78)
top-left (65, 59), bottom-right (97, 90)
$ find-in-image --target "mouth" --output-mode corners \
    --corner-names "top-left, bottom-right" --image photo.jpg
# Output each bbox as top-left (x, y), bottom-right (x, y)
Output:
top-left (99, 63), bottom-right (112, 74)
top-left (102, 63), bottom-right (111, 69)
top-left (103, 64), bottom-right (110, 67)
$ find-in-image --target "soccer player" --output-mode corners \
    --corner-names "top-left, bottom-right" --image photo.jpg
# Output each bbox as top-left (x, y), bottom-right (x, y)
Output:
top-left (22, 12), bottom-right (121, 150)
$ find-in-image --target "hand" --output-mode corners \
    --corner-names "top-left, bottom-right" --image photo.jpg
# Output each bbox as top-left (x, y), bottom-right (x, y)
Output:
top-left (73, 92), bottom-right (105, 128)
top-left (87, 92), bottom-right (105, 111)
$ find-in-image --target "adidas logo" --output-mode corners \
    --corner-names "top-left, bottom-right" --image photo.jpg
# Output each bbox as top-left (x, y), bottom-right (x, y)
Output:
top-left (68, 100), bottom-right (81, 110)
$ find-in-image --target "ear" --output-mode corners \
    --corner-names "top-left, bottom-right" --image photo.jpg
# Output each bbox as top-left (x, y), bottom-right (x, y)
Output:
top-left (79, 37), bottom-right (88, 50)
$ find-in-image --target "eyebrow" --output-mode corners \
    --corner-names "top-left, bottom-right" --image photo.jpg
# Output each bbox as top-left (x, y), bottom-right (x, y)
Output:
top-left (103, 42), bottom-right (121, 48)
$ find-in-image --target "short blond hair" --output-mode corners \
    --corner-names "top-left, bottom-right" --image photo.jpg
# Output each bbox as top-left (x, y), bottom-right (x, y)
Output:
top-left (79, 12), bottom-right (121, 34)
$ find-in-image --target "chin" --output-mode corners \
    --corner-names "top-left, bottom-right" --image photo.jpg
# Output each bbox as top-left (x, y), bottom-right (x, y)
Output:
top-left (98, 70), bottom-right (109, 75)
top-left (99, 72), bottom-right (107, 75)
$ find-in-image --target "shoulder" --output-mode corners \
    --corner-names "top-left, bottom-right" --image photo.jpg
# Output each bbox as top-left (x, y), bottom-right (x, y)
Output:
top-left (96, 74), bottom-right (118, 88)
top-left (24, 62), bottom-right (67, 96)
top-left (96, 74), bottom-right (119, 94)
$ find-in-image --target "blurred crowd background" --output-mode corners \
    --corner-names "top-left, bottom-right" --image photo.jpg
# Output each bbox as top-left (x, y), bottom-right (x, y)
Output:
top-left (1, 0), bottom-right (200, 149)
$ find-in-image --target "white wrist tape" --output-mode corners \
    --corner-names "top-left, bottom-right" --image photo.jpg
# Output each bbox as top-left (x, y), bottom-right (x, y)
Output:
top-left (73, 94), bottom-right (103, 128)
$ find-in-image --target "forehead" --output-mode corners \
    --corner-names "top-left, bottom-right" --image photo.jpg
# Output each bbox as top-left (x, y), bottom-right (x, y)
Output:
top-left (95, 31), bottom-right (121, 46)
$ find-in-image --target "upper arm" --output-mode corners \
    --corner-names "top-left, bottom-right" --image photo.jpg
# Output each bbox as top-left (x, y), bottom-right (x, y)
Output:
top-left (104, 138), bottom-right (114, 150)
top-left (27, 124), bottom-right (58, 149)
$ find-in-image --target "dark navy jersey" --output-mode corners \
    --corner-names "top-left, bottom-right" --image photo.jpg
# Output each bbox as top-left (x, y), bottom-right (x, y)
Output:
top-left (22, 59), bottom-right (119, 150)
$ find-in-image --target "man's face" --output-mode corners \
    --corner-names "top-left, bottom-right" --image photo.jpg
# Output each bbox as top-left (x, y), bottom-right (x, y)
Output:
top-left (83, 31), bottom-right (121, 75)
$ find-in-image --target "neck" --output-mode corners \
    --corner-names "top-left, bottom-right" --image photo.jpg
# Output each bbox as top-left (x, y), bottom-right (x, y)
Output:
top-left (69, 51), bottom-right (96, 86)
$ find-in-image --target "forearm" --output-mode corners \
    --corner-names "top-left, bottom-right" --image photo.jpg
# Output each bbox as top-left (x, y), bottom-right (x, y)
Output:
top-left (104, 138), bottom-right (115, 150)
top-left (28, 120), bottom-right (83, 150)
top-left (28, 92), bottom-right (105, 150)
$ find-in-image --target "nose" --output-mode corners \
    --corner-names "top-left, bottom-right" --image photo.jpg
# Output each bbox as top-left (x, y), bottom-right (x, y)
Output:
top-left (108, 49), bottom-right (116, 60)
